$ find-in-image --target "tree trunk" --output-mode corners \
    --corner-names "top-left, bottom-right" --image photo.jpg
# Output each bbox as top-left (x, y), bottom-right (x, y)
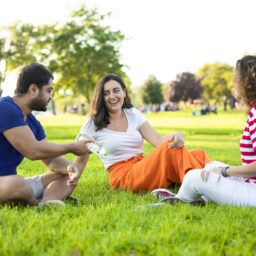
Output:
top-left (51, 100), bottom-right (56, 115)
top-left (85, 94), bottom-right (91, 105)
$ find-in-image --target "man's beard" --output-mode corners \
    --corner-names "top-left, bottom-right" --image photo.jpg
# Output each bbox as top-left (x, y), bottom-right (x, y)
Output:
top-left (29, 93), bottom-right (49, 111)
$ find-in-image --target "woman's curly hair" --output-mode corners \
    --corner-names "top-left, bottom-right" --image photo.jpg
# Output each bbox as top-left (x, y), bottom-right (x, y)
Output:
top-left (234, 55), bottom-right (256, 113)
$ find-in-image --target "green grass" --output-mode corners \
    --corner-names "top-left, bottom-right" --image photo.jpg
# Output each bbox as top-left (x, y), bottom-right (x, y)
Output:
top-left (1, 110), bottom-right (256, 256)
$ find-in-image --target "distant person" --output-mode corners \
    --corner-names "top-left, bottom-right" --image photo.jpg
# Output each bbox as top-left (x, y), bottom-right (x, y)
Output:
top-left (143, 106), bottom-right (148, 114)
top-left (72, 105), bottom-right (78, 114)
top-left (63, 104), bottom-right (67, 113)
top-left (165, 55), bottom-right (256, 207)
top-left (223, 96), bottom-right (228, 111)
top-left (230, 96), bottom-right (236, 109)
top-left (74, 74), bottom-right (212, 194)
top-left (0, 63), bottom-right (91, 207)
top-left (81, 103), bottom-right (86, 115)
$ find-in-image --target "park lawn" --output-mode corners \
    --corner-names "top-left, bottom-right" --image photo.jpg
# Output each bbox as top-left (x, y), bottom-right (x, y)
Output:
top-left (1, 110), bottom-right (256, 256)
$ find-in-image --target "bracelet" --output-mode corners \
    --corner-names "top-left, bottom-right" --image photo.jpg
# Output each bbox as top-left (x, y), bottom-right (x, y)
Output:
top-left (221, 166), bottom-right (230, 177)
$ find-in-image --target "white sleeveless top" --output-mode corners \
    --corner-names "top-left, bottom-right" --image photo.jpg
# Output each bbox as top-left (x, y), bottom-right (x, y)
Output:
top-left (78, 107), bottom-right (147, 169)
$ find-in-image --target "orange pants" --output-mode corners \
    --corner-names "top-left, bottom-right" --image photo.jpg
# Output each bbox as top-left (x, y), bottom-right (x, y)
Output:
top-left (107, 140), bottom-right (211, 192)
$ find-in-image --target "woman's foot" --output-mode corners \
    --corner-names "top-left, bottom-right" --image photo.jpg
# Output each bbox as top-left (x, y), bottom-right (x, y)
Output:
top-left (151, 188), bottom-right (176, 201)
top-left (162, 197), bottom-right (206, 207)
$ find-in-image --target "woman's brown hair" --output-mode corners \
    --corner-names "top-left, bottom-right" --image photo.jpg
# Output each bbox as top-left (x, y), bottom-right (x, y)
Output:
top-left (89, 74), bottom-right (133, 131)
top-left (234, 55), bottom-right (256, 113)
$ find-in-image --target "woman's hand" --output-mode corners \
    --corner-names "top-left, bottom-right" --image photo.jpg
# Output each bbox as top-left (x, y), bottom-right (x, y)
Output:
top-left (168, 131), bottom-right (184, 149)
top-left (211, 167), bottom-right (221, 175)
top-left (67, 164), bottom-right (80, 186)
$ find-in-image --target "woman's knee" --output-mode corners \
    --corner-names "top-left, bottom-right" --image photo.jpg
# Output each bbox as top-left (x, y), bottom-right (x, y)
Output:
top-left (183, 169), bottom-right (202, 186)
top-left (157, 140), bottom-right (169, 151)
top-left (177, 169), bottom-right (203, 201)
top-left (201, 170), bottom-right (222, 183)
top-left (183, 169), bottom-right (222, 191)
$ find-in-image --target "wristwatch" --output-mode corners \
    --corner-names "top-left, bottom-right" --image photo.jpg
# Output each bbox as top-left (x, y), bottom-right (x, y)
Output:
top-left (221, 166), bottom-right (230, 177)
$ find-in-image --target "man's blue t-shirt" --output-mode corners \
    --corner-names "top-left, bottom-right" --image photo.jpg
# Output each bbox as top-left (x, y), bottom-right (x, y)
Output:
top-left (0, 96), bottom-right (46, 176)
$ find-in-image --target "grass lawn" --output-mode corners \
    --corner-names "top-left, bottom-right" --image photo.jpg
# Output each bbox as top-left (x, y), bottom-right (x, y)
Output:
top-left (1, 110), bottom-right (256, 256)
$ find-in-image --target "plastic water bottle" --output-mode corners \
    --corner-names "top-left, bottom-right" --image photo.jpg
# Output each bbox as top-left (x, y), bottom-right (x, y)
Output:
top-left (76, 133), bottom-right (108, 156)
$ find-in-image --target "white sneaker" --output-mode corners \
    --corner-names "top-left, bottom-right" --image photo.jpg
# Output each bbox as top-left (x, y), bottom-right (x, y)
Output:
top-left (38, 200), bottom-right (65, 208)
top-left (151, 188), bottom-right (176, 201)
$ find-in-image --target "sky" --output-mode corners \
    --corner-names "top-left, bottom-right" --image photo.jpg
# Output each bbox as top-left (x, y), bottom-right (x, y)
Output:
top-left (1, 0), bottom-right (256, 95)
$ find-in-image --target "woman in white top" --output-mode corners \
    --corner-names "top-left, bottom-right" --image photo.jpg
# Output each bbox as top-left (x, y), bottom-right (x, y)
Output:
top-left (75, 74), bottom-right (211, 192)
top-left (170, 55), bottom-right (256, 207)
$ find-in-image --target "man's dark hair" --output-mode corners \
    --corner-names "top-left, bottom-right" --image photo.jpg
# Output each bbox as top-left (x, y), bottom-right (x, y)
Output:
top-left (15, 63), bottom-right (54, 94)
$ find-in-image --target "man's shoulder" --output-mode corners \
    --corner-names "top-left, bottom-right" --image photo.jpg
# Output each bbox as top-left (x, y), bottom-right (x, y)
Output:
top-left (0, 96), bottom-right (20, 115)
top-left (0, 96), bottom-right (13, 105)
top-left (0, 97), bottom-right (26, 132)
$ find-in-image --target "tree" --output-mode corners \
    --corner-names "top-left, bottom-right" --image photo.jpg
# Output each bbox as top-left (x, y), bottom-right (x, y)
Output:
top-left (168, 72), bottom-right (203, 103)
top-left (0, 38), bottom-right (7, 97)
top-left (3, 23), bottom-right (58, 112)
top-left (139, 75), bottom-right (164, 105)
top-left (196, 63), bottom-right (234, 101)
top-left (51, 6), bottom-right (126, 103)
top-left (2, 5), bottom-right (126, 108)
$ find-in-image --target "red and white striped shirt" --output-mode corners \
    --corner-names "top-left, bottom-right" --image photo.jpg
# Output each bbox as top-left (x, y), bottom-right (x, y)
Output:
top-left (240, 105), bottom-right (256, 183)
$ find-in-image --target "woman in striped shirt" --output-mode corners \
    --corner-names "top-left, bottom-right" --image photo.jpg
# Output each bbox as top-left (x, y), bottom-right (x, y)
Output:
top-left (167, 55), bottom-right (256, 207)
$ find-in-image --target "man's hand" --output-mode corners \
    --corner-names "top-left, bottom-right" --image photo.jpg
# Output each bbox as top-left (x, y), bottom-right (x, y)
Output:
top-left (71, 139), bottom-right (93, 156)
top-left (67, 164), bottom-right (80, 186)
top-left (168, 131), bottom-right (184, 149)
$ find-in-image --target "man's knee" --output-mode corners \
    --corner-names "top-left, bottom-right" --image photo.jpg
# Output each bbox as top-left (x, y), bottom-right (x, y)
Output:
top-left (41, 172), bottom-right (67, 188)
top-left (0, 175), bottom-right (34, 202)
top-left (2, 175), bottom-right (30, 192)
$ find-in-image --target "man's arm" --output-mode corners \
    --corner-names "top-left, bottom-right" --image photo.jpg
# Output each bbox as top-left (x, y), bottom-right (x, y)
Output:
top-left (42, 155), bottom-right (71, 175)
top-left (3, 126), bottom-right (92, 160)
top-left (41, 146), bottom-right (91, 187)
top-left (42, 153), bottom-right (91, 186)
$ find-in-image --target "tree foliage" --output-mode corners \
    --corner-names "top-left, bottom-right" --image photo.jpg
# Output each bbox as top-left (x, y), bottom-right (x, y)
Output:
top-left (196, 63), bottom-right (234, 100)
top-left (0, 38), bottom-right (7, 96)
top-left (51, 7), bottom-right (126, 103)
top-left (139, 75), bottom-right (164, 105)
top-left (168, 72), bottom-right (203, 103)
top-left (2, 5), bottom-right (126, 103)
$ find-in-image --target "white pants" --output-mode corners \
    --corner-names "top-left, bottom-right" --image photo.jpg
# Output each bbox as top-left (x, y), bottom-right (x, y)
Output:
top-left (176, 162), bottom-right (256, 207)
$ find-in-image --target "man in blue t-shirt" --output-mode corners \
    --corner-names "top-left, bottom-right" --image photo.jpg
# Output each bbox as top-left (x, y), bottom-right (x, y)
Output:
top-left (0, 63), bottom-right (92, 207)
